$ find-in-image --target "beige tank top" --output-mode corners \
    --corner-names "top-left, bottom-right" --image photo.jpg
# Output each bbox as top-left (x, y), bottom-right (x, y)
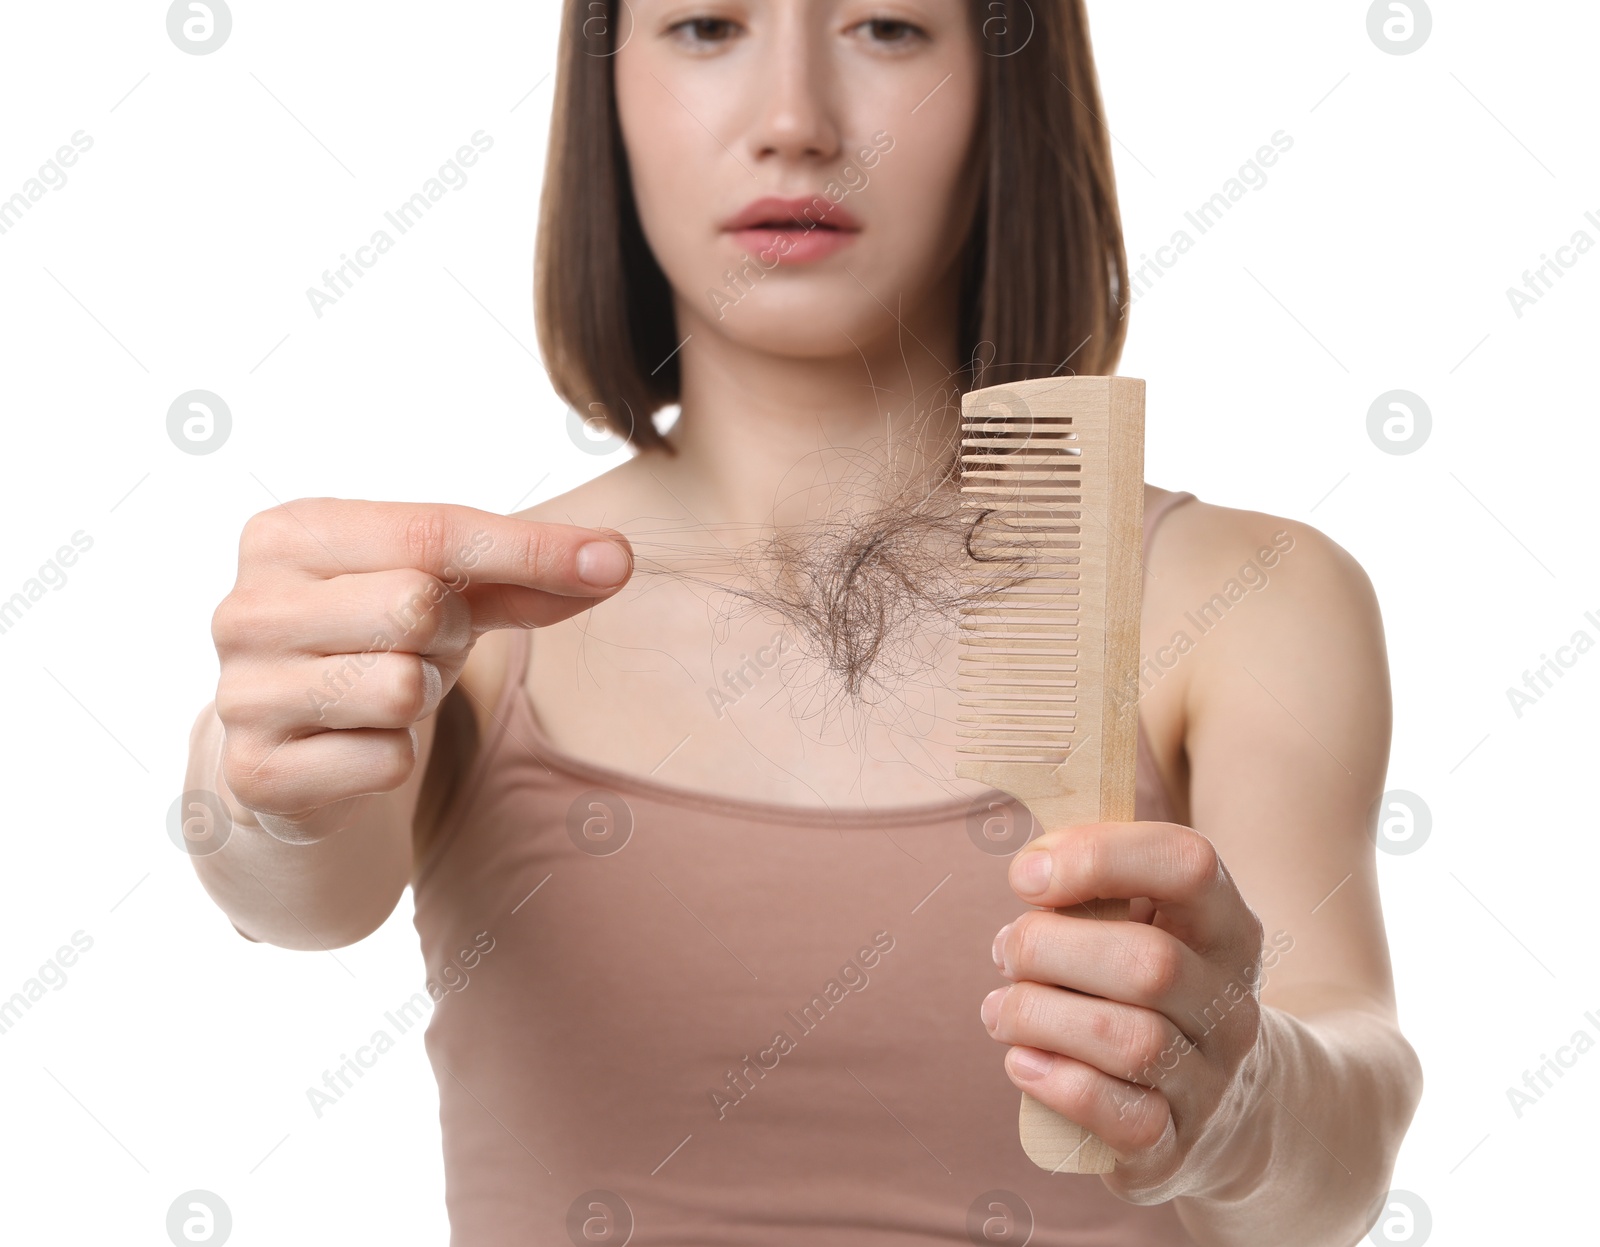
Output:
top-left (411, 491), bottom-right (1200, 1245)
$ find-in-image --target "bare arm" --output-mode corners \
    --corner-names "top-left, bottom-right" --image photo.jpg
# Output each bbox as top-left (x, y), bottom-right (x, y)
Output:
top-left (1165, 512), bottom-right (1423, 1243)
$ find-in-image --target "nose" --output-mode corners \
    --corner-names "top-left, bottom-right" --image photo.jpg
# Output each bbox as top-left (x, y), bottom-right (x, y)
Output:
top-left (744, 6), bottom-right (842, 165)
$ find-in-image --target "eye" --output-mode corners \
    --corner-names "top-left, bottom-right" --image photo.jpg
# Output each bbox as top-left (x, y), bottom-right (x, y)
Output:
top-left (851, 16), bottom-right (927, 48)
top-left (666, 15), bottom-right (741, 48)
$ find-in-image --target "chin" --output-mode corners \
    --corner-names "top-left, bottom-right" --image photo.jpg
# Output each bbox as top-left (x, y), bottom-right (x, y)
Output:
top-left (713, 300), bottom-right (899, 359)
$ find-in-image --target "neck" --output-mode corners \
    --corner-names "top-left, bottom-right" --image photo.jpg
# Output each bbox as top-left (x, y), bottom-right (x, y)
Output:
top-left (641, 270), bottom-right (967, 540)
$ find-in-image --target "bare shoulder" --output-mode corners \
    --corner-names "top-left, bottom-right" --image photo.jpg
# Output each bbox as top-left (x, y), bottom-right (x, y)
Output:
top-left (1148, 488), bottom-right (1392, 772)
top-left (1148, 489), bottom-right (1374, 606)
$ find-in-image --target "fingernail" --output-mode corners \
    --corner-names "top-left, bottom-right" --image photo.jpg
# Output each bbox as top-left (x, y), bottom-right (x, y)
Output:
top-left (419, 658), bottom-right (443, 713)
top-left (980, 986), bottom-right (1006, 1033)
top-left (1009, 1047), bottom-right (1054, 1081)
top-left (992, 921), bottom-right (1013, 970)
top-left (1015, 850), bottom-right (1051, 897)
top-left (576, 541), bottom-right (630, 587)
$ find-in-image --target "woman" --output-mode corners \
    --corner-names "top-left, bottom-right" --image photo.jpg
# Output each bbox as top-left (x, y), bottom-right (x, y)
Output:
top-left (187, 0), bottom-right (1422, 1241)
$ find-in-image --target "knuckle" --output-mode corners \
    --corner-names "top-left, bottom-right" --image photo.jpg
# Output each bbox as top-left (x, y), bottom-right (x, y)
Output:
top-left (1120, 1014), bottom-right (1170, 1077)
top-left (514, 522), bottom-right (554, 585)
top-left (1125, 1098), bottom-right (1169, 1151)
top-left (401, 507), bottom-right (453, 574)
top-left (1092, 1007), bottom-right (1160, 1079)
top-left (240, 505), bottom-right (299, 562)
top-left (388, 574), bottom-right (447, 647)
top-left (219, 735), bottom-right (274, 807)
top-left (1075, 827), bottom-right (1107, 893)
top-left (369, 728), bottom-right (418, 790)
top-left (212, 671), bottom-right (256, 728)
top-left (1056, 1059), bottom-right (1100, 1116)
top-left (1107, 1082), bottom-right (1150, 1136)
top-left (1088, 1000), bottom-right (1120, 1049)
top-left (1243, 906), bottom-right (1267, 957)
top-left (210, 589), bottom-right (261, 654)
top-left (379, 657), bottom-right (430, 724)
top-left (314, 653), bottom-right (362, 715)
top-left (1007, 983), bottom-right (1044, 1033)
top-left (209, 597), bottom-right (237, 649)
top-left (1172, 829), bottom-right (1220, 893)
top-left (1130, 938), bottom-right (1182, 1001)
top-left (1010, 911), bottom-right (1051, 971)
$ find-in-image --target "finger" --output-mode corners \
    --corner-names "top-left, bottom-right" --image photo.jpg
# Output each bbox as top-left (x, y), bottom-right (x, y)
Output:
top-left (979, 981), bottom-right (1222, 1117)
top-left (217, 653), bottom-right (453, 735)
top-left (241, 500), bottom-right (634, 597)
top-left (221, 725), bottom-right (419, 816)
top-left (456, 579), bottom-right (635, 633)
top-left (1001, 1046), bottom-right (1174, 1158)
top-left (252, 794), bottom-right (375, 845)
top-left (218, 569), bottom-right (477, 658)
top-left (994, 910), bottom-right (1246, 1047)
top-left (1008, 822), bottom-right (1245, 956)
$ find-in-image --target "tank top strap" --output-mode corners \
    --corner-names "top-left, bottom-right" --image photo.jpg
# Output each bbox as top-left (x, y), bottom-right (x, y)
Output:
top-left (412, 627), bottom-right (541, 890)
top-left (506, 625), bottom-right (535, 709)
top-left (476, 626), bottom-right (536, 754)
top-left (1134, 488), bottom-right (1195, 825)
top-left (1142, 489), bottom-right (1198, 566)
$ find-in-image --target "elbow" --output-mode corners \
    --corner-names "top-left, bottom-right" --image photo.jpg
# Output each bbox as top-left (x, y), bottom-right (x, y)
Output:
top-left (229, 897), bottom-right (406, 952)
top-left (1389, 1025), bottom-right (1425, 1162)
top-left (1379, 1023), bottom-right (1425, 1160)
top-left (221, 880), bottom-right (408, 951)
top-left (1397, 1027), bottom-right (1424, 1122)
top-left (1351, 1024), bottom-right (1425, 1241)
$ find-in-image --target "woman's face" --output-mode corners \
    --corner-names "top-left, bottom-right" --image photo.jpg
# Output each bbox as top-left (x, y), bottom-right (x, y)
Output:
top-left (613, 0), bottom-right (984, 360)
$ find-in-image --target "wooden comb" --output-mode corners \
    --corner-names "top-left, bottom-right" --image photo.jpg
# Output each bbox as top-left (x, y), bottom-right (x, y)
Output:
top-left (956, 374), bottom-right (1146, 1174)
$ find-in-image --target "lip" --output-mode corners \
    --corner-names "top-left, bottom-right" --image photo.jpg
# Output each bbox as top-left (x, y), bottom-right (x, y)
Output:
top-left (727, 225), bottom-right (858, 264)
top-left (720, 194), bottom-right (863, 266)
top-left (720, 194), bottom-right (863, 235)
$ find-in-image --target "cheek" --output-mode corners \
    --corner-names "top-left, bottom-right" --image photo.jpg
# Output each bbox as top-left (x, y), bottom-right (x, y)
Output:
top-left (860, 76), bottom-right (983, 259)
top-left (613, 59), bottom-right (716, 283)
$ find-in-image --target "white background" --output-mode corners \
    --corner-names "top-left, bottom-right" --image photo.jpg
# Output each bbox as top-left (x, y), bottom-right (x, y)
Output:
top-left (1, 1), bottom-right (1595, 1243)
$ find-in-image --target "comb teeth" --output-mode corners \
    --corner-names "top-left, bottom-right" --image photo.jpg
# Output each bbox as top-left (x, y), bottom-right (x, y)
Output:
top-left (957, 431), bottom-right (1085, 765)
top-left (956, 378), bottom-right (1138, 769)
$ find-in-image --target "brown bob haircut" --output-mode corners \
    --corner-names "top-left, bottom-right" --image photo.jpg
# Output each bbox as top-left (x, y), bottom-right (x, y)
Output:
top-left (534, 0), bottom-right (1129, 454)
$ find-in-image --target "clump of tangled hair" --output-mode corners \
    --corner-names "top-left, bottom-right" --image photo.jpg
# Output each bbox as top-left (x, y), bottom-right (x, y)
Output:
top-left (626, 384), bottom-right (1039, 714)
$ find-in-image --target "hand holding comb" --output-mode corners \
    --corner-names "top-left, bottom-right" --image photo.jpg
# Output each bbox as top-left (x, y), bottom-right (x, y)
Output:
top-left (956, 374), bottom-right (1145, 1174)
